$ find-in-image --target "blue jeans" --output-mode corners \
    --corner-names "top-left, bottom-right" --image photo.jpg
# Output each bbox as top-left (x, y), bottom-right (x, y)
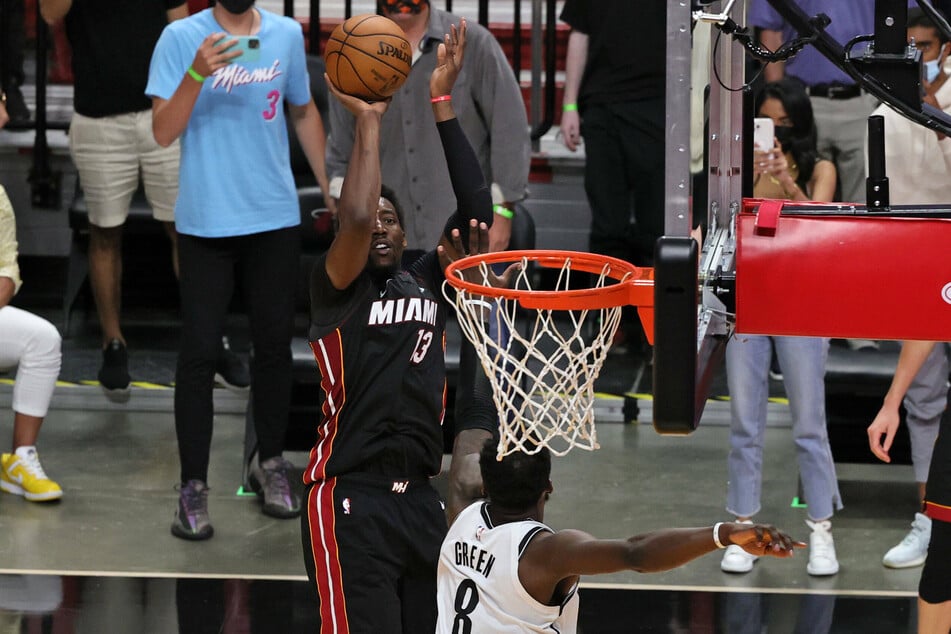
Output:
top-left (726, 335), bottom-right (842, 521)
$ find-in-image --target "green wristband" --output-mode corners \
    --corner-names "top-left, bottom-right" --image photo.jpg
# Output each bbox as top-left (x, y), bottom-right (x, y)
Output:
top-left (187, 66), bottom-right (206, 83)
top-left (493, 204), bottom-right (514, 219)
top-left (563, 103), bottom-right (578, 112)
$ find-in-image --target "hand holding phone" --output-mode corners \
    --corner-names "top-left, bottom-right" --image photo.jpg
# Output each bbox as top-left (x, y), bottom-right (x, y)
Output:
top-left (753, 117), bottom-right (775, 151)
top-left (219, 35), bottom-right (261, 63)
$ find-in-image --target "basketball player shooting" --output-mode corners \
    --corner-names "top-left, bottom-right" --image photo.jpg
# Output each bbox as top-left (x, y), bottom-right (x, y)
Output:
top-left (301, 20), bottom-right (514, 632)
top-left (436, 440), bottom-right (805, 633)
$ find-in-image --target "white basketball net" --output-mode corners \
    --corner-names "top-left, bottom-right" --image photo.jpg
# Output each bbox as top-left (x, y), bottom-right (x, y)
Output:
top-left (444, 255), bottom-right (629, 459)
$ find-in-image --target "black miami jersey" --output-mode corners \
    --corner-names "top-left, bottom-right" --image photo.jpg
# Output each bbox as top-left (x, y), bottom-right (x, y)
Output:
top-left (304, 252), bottom-right (448, 483)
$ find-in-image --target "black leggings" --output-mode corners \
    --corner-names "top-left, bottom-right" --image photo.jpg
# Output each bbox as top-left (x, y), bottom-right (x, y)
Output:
top-left (175, 227), bottom-right (300, 484)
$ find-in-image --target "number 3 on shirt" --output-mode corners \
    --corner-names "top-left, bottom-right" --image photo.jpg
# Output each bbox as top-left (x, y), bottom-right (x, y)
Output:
top-left (411, 328), bottom-right (434, 364)
top-left (452, 579), bottom-right (479, 634)
top-left (262, 90), bottom-right (280, 120)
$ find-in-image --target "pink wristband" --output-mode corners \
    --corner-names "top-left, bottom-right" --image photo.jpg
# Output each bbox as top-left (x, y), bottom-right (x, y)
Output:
top-left (430, 95), bottom-right (452, 103)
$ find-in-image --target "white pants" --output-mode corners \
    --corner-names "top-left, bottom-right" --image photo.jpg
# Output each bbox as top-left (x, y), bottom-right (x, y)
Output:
top-left (0, 306), bottom-right (61, 418)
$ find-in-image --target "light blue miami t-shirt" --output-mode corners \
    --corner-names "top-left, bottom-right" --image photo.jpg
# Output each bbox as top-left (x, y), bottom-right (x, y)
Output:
top-left (146, 8), bottom-right (310, 238)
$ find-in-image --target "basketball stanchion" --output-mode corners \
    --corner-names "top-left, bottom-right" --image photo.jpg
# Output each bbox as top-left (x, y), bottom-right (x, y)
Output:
top-left (443, 250), bottom-right (654, 459)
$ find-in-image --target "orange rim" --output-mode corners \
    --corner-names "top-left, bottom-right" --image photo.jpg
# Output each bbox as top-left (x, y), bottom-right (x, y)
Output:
top-left (443, 250), bottom-right (655, 311)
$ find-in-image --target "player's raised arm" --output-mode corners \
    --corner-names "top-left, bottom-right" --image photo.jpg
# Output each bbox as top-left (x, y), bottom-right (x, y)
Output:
top-left (429, 20), bottom-right (493, 247)
top-left (321, 81), bottom-right (389, 290)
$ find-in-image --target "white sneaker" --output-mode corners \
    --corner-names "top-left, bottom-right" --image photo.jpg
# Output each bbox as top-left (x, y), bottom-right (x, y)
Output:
top-left (720, 544), bottom-right (758, 573)
top-left (806, 519), bottom-right (839, 576)
top-left (720, 520), bottom-right (758, 573)
top-left (882, 512), bottom-right (931, 569)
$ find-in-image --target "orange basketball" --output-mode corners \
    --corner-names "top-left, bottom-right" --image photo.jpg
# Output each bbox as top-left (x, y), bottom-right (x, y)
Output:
top-left (324, 14), bottom-right (412, 101)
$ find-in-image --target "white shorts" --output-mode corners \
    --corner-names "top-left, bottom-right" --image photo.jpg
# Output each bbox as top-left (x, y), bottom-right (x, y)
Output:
top-left (68, 110), bottom-right (179, 228)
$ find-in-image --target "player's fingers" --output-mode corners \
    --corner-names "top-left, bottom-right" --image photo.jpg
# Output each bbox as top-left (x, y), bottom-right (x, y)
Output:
top-left (324, 74), bottom-right (345, 99)
top-left (456, 19), bottom-right (467, 62)
top-left (497, 262), bottom-right (521, 287)
top-left (436, 41), bottom-right (447, 68)
top-left (477, 221), bottom-right (490, 254)
top-left (449, 227), bottom-right (466, 256)
top-left (463, 219), bottom-right (479, 254)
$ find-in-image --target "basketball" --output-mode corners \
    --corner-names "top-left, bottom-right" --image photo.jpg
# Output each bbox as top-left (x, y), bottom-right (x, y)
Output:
top-left (324, 14), bottom-right (412, 101)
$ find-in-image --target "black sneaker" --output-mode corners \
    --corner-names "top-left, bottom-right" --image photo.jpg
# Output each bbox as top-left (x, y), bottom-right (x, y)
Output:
top-left (249, 456), bottom-right (301, 519)
top-left (2, 85), bottom-right (30, 124)
top-left (171, 480), bottom-right (214, 541)
top-left (214, 336), bottom-right (250, 391)
top-left (98, 339), bottom-right (131, 393)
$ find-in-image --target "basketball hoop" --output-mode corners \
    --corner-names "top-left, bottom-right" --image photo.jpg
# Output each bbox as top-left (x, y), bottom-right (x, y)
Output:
top-left (443, 250), bottom-right (654, 459)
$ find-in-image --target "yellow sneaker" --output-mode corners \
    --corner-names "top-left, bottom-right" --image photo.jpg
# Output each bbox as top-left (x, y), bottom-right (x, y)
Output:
top-left (1, 448), bottom-right (63, 502)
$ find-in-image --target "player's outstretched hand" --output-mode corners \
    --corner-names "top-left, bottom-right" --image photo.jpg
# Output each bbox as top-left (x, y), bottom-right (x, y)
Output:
top-left (724, 523), bottom-right (806, 558)
top-left (438, 219), bottom-right (520, 287)
top-left (430, 19), bottom-right (467, 98)
top-left (325, 74), bottom-right (390, 116)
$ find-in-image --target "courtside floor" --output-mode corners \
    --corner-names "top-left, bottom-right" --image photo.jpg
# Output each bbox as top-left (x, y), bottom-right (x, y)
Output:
top-left (0, 381), bottom-right (928, 632)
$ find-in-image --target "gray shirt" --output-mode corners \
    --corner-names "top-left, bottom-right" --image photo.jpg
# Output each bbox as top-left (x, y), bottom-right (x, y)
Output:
top-left (326, 8), bottom-right (530, 250)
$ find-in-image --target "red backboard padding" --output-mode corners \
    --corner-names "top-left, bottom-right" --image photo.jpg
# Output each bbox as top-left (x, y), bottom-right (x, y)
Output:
top-left (736, 204), bottom-right (951, 341)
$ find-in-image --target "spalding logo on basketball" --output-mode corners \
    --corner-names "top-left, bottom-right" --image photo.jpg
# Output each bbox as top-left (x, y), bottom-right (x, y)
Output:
top-left (324, 14), bottom-right (412, 101)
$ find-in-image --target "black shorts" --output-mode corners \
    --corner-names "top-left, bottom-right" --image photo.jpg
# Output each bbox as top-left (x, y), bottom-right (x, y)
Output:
top-left (920, 517), bottom-right (951, 604)
top-left (300, 474), bottom-right (448, 633)
top-left (923, 413), bottom-right (951, 514)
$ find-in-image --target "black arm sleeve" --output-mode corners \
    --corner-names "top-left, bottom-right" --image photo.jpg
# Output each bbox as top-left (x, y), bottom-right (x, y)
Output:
top-left (453, 334), bottom-right (500, 433)
top-left (436, 117), bottom-right (493, 243)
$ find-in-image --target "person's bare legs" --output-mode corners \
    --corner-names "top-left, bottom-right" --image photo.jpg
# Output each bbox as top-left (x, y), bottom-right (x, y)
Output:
top-left (917, 598), bottom-right (951, 633)
top-left (11, 411), bottom-right (41, 449)
top-left (88, 224), bottom-right (125, 347)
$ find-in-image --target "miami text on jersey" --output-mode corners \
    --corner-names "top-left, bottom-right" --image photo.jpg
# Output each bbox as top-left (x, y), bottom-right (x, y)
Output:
top-left (211, 61), bottom-right (283, 93)
top-left (368, 297), bottom-right (438, 327)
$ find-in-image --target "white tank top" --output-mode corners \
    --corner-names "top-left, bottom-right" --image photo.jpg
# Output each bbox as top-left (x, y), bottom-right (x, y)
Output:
top-left (436, 501), bottom-right (580, 633)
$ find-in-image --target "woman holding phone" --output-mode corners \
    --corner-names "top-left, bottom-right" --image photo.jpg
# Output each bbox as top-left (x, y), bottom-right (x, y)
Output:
top-left (719, 77), bottom-right (842, 578)
top-left (752, 78), bottom-right (836, 202)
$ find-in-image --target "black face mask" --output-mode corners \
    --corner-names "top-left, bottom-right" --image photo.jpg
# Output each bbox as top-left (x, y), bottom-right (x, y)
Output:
top-left (773, 125), bottom-right (795, 152)
top-left (217, 0), bottom-right (254, 15)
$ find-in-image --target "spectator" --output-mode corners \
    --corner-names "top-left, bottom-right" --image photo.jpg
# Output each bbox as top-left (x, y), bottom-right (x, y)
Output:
top-left (147, 0), bottom-right (330, 539)
top-left (720, 78), bottom-right (842, 577)
top-left (559, 0), bottom-right (664, 355)
top-left (749, 0), bottom-right (876, 205)
top-left (1, 0), bottom-right (30, 124)
top-left (302, 22), bottom-right (507, 631)
top-left (866, 7), bottom-right (951, 570)
top-left (38, 0), bottom-right (250, 395)
top-left (0, 185), bottom-right (62, 503)
top-left (325, 0), bottom-right (530, 256)
top-left (559, 0), bottom-right (664, 269)
top-left (868, 341), bottom-right (951, 632)
top-left (436, 439), bottom-right (803, 633)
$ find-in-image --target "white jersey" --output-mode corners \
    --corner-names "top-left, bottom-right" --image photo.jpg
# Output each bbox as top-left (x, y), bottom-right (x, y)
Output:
top-left (436, 501), bottom-right (579, 633)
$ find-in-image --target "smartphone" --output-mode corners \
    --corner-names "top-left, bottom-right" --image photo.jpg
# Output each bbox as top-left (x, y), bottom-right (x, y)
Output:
top-left (753, 117), bottom-right (775, 151)
top-left (222, 35), bottom-right (261, 63)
